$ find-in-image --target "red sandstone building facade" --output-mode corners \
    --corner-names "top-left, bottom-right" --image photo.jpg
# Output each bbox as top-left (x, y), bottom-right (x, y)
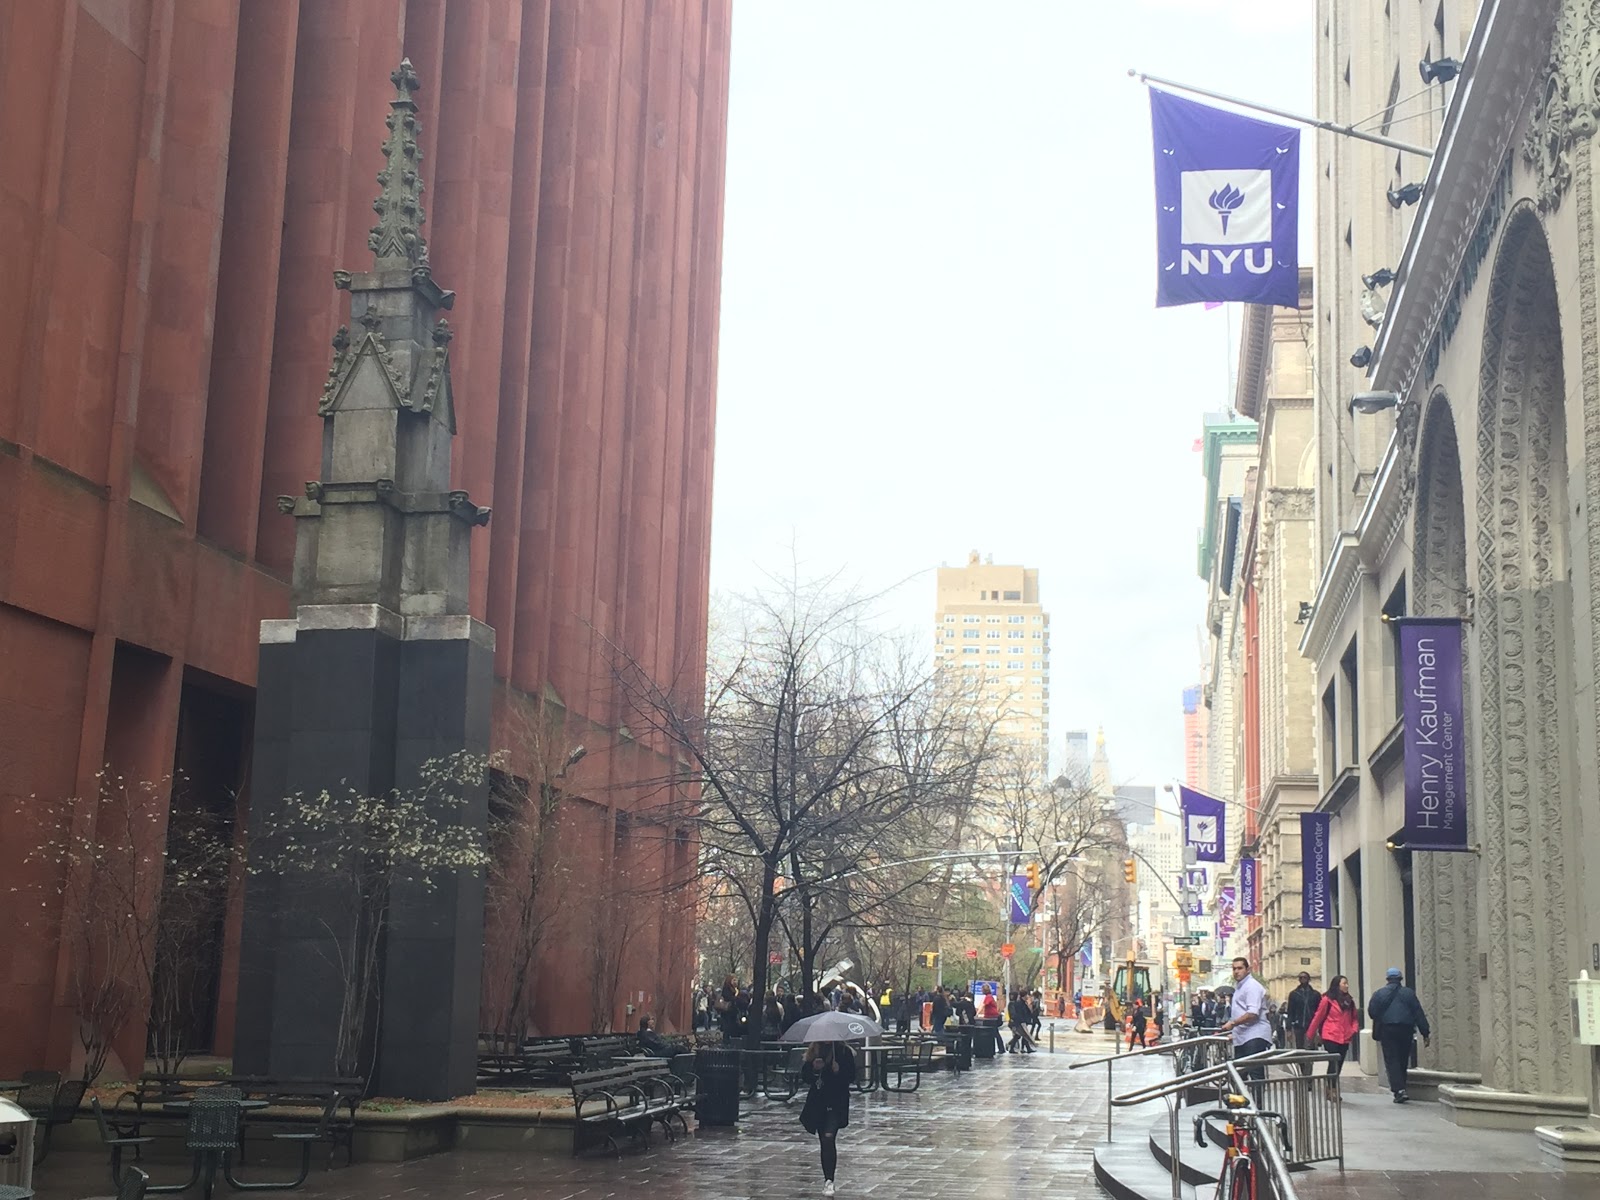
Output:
top-left (0, 0), bottom-right (729, 1077)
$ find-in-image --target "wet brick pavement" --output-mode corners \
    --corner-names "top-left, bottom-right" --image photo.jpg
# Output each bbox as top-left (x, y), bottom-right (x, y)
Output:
top-left (31, 1037), bottom-right (1167, 1200)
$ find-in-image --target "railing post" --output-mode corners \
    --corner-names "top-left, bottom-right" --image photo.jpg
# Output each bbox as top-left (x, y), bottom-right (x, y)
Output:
top-left (1107, 1059), bottom-right (1114, 1142)
top-left (1166, 1095), bottom-right (1182, 1200)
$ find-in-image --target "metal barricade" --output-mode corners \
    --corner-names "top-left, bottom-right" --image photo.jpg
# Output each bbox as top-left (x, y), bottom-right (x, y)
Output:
top-left (1252, 1055), bottom-right (1344, 1169)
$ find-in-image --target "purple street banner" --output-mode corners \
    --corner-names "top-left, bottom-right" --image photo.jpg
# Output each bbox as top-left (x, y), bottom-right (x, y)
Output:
top-left (1239, 857), bottom-right (1257, 916)
top-left (1079, 940), bottom-right (1093, 971)
top-left (1398, 617), bottom-right (1470, 851)
top-left (1008, 874), bottom-right (1033, 924)
top-left (1182, 868), bottom-right (1208, 889)
top-left (1300, 812), bottom-right (1332, 928)
top-left (1218, 885), bottom-right (1236, 916)
top-left (1149, 89), bottom-right (1301, 308)
top-left (1178, 785), bottom-right (1226, 863)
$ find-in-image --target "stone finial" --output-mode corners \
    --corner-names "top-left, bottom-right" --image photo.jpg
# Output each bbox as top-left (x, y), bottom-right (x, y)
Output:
top-left (368, 59), bottom-right (429, 269)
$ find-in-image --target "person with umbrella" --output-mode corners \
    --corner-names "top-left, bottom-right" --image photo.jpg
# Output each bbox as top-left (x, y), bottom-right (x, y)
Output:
top-left (783, 1009), bottom-right (876, 1197)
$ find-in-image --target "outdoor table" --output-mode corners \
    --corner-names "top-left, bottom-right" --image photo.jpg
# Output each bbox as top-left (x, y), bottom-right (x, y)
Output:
top-left (161, 1099), bottom-right (271, 1114)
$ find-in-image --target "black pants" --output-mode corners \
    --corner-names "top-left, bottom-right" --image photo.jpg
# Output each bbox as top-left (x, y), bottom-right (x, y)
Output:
top-left (1234, 1037), bottom-right (1273, 1085)
top-left (1322, 1039), bottom-right (1349, 1082)
top-left (1379, 1028), bottom-right (1414, 1094)
top-left (817, 1111), bottom-right (840, 1180)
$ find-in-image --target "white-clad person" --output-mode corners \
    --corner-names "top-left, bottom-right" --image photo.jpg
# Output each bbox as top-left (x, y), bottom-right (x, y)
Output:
top-left (1217, 956), bottom-right (1272, 1088)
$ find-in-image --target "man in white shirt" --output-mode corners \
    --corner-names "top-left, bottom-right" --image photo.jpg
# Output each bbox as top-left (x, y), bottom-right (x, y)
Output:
top-left (1218, 956), bottom-right (1272, 1085)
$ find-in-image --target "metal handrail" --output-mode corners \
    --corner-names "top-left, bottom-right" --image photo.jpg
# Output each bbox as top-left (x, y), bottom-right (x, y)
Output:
top-left (1109, 1047), bottom-right (1327, 1106)
top-left (1067, 1033), bottom-right (1230, 1070)
top-left (1213, 1062), bottom-right (1301, 1200)
top-left (1068, 1034), bottom-right (1233, 1146)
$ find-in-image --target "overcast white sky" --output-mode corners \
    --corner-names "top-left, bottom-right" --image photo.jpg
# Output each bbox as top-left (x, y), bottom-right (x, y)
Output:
top-left (710, 1), bottom-right (1316, 787)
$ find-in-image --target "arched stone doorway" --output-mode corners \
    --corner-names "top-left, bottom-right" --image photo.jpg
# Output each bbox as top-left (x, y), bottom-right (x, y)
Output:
top-left (1474, 205), bottom-right (1578, 1097)
top-left (1410, 392), bottom-right (1478, 1074)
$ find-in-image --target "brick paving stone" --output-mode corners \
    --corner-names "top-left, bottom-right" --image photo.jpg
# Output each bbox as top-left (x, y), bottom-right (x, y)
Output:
top-left (28, 1039), bottom-right (1167, 1200)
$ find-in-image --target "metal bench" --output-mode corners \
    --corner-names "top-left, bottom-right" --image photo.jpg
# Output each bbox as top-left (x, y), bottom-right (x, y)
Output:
top-left (568, 1062), bottom-right (691, 1157)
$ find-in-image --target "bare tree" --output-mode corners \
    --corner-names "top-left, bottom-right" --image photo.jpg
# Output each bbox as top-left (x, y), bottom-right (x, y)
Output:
top-left (618, 579), bottom-right (997, 1042)
top-left (480, 708), bottom-right (583, 1049)
top-left (18, 772), bottom-right (239, 1082)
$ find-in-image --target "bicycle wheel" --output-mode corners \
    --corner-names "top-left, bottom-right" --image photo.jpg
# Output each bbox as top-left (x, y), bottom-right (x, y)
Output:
top-left (1228, 1153), bottom-right (1255, 1200)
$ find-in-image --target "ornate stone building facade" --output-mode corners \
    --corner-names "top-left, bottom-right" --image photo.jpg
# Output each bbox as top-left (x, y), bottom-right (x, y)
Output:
top-left (1302, 0), bottom-right (1600, 1144)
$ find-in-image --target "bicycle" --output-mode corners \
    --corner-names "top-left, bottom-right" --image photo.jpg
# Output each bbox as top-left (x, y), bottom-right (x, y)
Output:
top-left (1192, 1093), bottom-right (1289, 1200)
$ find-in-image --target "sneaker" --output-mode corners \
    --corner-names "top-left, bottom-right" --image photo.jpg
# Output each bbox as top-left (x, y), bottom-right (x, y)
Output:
top-left (1397, 1091), bottom-right (1410, 1103)
top-left (823, 1180), bottom-right (836, 1197)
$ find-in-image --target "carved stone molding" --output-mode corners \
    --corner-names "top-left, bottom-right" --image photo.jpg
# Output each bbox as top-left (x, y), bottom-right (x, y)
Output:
top-left (1264, 488), bottom-right (1314, 522)
top-left (1523, 0), bottom-right (1600, 212)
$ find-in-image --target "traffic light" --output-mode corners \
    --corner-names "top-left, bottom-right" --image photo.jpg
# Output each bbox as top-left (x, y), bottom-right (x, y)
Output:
top-left (917, 951), bottom-right (940, 969)
top-left (1122, 857), bottom-right (1137, 884)
top-left (1025, 861), bottom-right (1041, 892)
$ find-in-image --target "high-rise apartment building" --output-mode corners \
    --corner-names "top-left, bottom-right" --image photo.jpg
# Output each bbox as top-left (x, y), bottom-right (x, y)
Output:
top-left (934, 552), bottom-right (1051, 773)
top-left (1182, 686), bottom-right (1207, 787)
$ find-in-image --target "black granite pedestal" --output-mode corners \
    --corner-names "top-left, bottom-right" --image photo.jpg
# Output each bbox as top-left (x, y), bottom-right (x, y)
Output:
top-left (235, 607), bottom-right (492, 1101)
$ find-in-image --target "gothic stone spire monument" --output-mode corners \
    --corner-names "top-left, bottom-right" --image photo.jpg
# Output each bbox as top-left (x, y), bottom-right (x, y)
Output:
top-left (234, 61), bottom-right (493, 1101)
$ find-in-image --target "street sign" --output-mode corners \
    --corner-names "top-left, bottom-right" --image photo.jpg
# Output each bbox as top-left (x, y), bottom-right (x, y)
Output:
top-left (1000, 943), bottom-right (1015, 959)
top-left (1171, 934), bottom-right (1203, 946)
top-left (966, 949), bottom-right (979, 959)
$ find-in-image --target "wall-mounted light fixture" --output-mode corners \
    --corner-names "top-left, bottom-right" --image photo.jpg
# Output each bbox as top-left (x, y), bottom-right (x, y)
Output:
top-left (1419, 56), bottom-right (1463, 84)
top-left (1349, 390), bottom-right (1402, 416)
top-left (1350, 346), bottom-right (1373, 369)
top-left (1387, 182), bottom-right (1425, 208)
top-left (1362, 268), bottom-right (1397, 289)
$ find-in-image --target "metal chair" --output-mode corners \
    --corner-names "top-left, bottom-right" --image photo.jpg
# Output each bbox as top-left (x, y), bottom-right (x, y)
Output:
top-left (33, 1077), bottom-right (86, 1163)
top-left (14, 1071), bottom-right (60, 1129)
top-left (92, 1097), bottom-right (155, 1189)
top-left (146, 1089), bottom-right (243, 1200)
top-left (225, 1090), bottom-right (342, 1191)
top-left (117, 1166), bottom-right (150, 1200)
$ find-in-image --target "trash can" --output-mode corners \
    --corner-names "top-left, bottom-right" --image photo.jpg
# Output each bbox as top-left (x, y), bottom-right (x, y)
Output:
top-left (951, 1028), bottom-right (974, 1072)
top-left (695, 1047), bottom-right (742, 1126)
top-left (972, 1018), bottom-right (1000, 1060)
top-left (0, 1099), bottom-right (36, 1195)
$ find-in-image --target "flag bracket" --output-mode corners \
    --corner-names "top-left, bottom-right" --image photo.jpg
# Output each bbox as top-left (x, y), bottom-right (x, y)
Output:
top-left (1131, 69), bottom-right (1435, 159)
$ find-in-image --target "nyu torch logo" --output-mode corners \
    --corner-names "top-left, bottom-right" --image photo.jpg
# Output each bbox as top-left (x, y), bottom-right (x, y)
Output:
top-left (1180, 168), bottom-right (1274, 277)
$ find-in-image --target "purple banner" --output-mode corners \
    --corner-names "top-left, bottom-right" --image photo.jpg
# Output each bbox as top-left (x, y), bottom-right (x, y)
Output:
top-left (1008, 874), bottom-right (1033, 925)
top-left (1399, 618), bottom-right (1469, 851)
top-left (1178, 786), bottom-right (1226, 863)
top-left (1239, 857), bottom-right (1257, 916)
top-left (1300, 812), bottom-right (1332, 928)
top-left (1149, 89), bottom-right (1301, 308)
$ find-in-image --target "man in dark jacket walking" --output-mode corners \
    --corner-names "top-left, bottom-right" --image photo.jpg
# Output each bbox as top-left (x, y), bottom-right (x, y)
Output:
top-left (1286, 972), bottom-right (1320, 1050)
top-left (1368, 967), bottom-right (1430, 1102)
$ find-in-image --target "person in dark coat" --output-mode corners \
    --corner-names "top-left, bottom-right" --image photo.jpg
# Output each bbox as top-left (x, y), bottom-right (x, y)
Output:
top-left (800, 1041), bottom-right (857, 1197)
top-left (1286, 972), bottom-right (1320, 1049)
top-left (638, 1015), bottom-right (673, 1058)
top-left (1368, 967), bottom-right (1431, 1102)
top-left (1127, 999), bottom-right (1148, 1049)
top-left (716, 975), bottom-right (742, 1038)
top-left (930, 987), bottom-right (950, 1032)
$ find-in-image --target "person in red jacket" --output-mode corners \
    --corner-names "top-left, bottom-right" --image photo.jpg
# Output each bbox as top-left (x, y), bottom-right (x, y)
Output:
top-left (1306, 975), bottom-right (1362, 1098)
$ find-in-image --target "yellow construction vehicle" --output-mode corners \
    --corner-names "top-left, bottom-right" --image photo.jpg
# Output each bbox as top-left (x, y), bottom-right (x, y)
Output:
top-left (1101, 952), bottom-right (1155, 1025)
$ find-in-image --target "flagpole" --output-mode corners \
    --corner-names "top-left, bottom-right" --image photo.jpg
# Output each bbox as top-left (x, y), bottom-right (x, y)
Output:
top-left (1130, 69), bottom-right (1435, 158)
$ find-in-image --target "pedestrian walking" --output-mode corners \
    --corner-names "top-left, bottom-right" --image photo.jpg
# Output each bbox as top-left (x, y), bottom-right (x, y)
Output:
top-left (1368, 967), bottom-right (1430, 1102)
top-left (1007, 990), bottom-right (1037, 1053)
top-left (1305, 974), bottom-right (1361, 1098)
top-left (1218, 957), bottom-right (1272, 1087)
top-left (716, 975), bottom-right (742, 1039)
top-left (1127, 999), bottom-right (1148, 1050)
top-left (930, 986), bottom-right (950, 1032)
top-left (1286, 971), bottom-right (1320, 1049)
top-left (799, 1040), bottom-right (857, 1197)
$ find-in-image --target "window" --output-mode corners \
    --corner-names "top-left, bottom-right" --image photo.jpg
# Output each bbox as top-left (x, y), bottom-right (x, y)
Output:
top-left (1008, 615), bottom-right (1025, 624)
top-left (1008, 630), bottom-right (1023, 639)
top-left (1321, 681), bottom-right (1337, 780)
top-left (986, 630), bottom-right (1000, 639)
top-left (964, 629), bottom-right (980, 639)
top-left (985, 646), bottom-right (999, 654)
top-left (1031, 660), bottom-right (1044, 669)
top-left (1383, 576), bottom-right (1407, 721)
top-left (963, 615), bottom-right (980, 624)
top-left (963, 647), bottom-right (980, 655)
top-left (1003, 590), bottom-right (1022, 600)
top-left (1340, 638), bottom-right (1360, 767)
top-left (944, 615), bottom-right (955, 623)
top-left (1030, 616), bottom-right (1042, 623)
top-left (986, 615), bottom-right (1001, 624)
top-left (1008, 660), bottom-right (1025, 669)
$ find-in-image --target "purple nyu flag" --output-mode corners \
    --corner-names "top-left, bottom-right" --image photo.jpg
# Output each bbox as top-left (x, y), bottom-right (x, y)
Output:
top-left (1009, 874), bottom-right (1033, 925)
top-left (1149, 89), bottom-right (1301, 307)
top-left (1239, 857), bottom-right (1257, 916)
top-left (1399, 618), bottom-right (1469, 851)
top-left (1178, 785), bottom-right (1226, 863)
top-left (1300, 813), bottom-right (1332, 928)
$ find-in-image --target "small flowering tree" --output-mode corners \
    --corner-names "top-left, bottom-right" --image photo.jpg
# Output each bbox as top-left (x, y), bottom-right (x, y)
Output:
top-left (17, 772), bottom-right (238, 1082)
top-left (249, 752), bottom-right (492, 1079)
